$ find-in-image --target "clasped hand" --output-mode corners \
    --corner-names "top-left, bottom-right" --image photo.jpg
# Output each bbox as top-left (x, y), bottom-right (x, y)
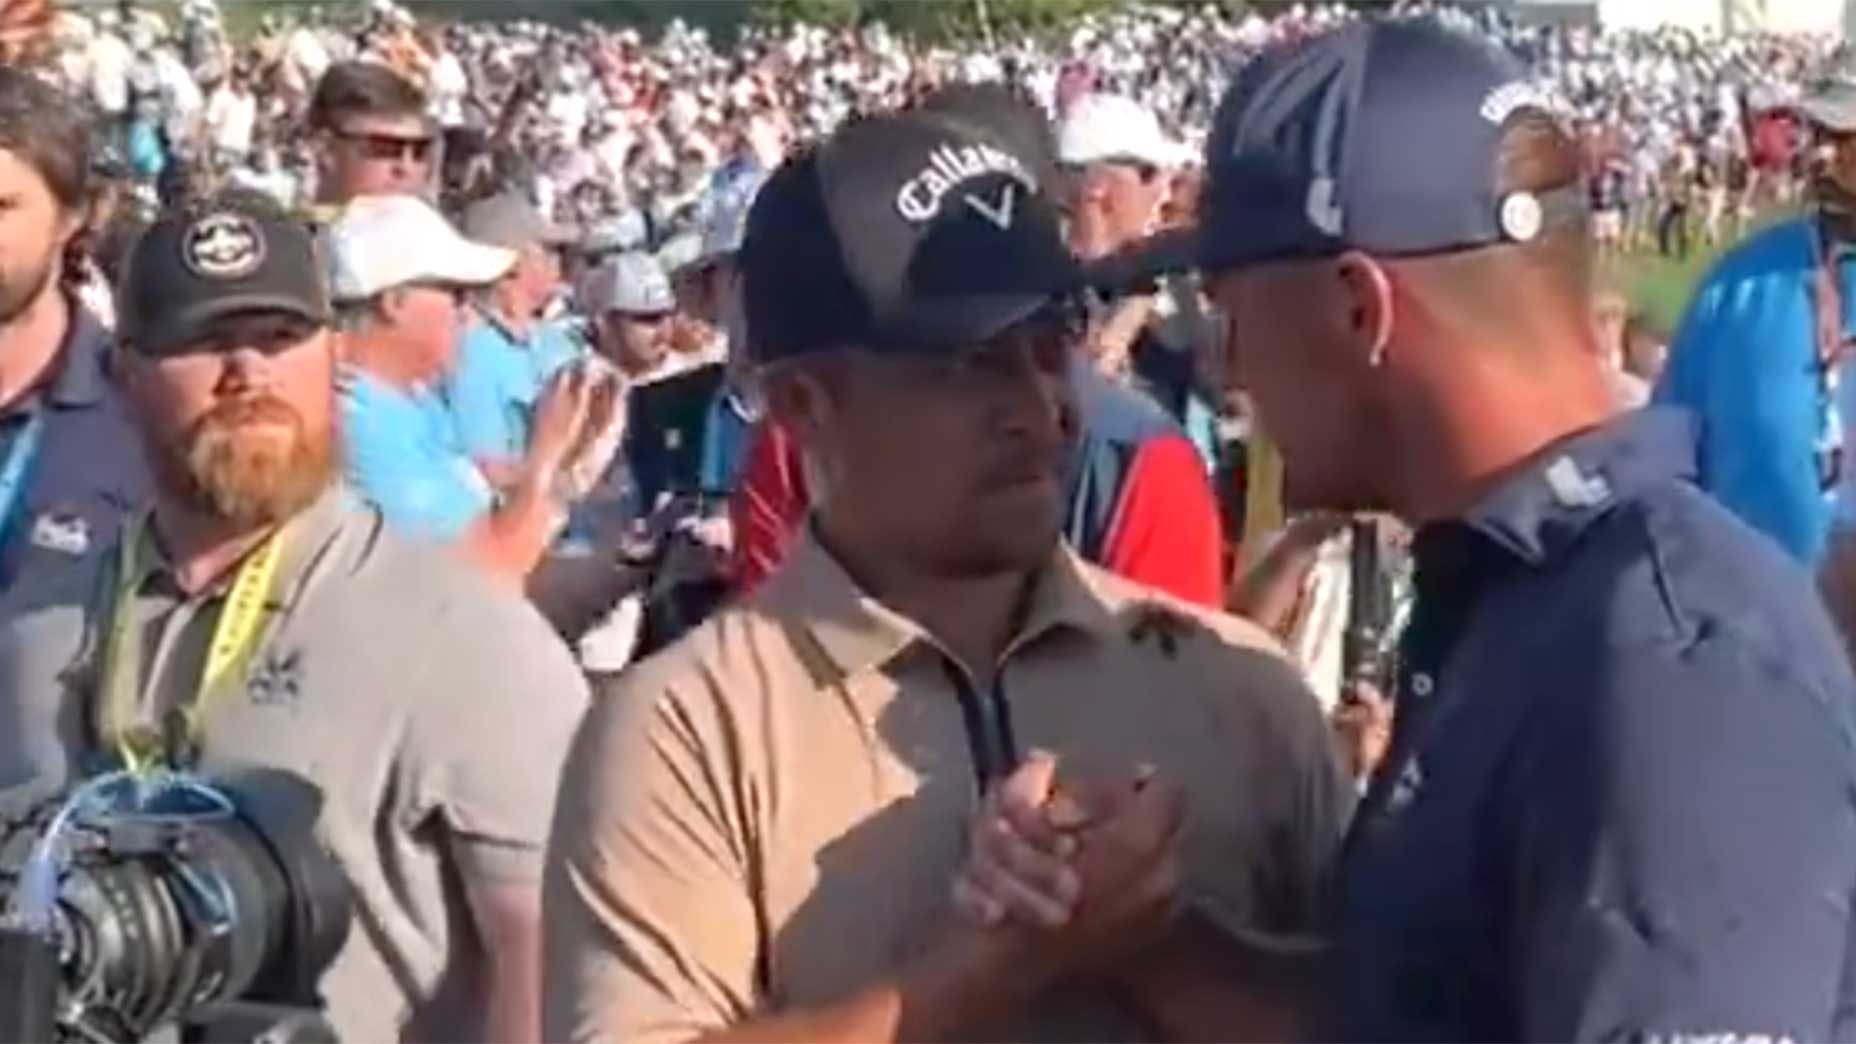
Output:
top-left (950, 750), bottom-right (1185, 980)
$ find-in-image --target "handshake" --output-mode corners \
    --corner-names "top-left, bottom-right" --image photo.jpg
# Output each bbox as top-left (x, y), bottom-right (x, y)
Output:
top-left (949, 751), bottom-right (1186, 986)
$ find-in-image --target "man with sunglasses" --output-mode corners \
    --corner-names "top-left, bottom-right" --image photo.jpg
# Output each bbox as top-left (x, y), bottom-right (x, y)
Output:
top-left (0, 193), bottom-right (588, 1043)
top-left (307, 61), bottom-right (435, 207)
top-left (963, 20), bottom-right (1856, 1042)
top-left (328, 194), bottom-right (596, 582)
top-left (542, 109), bottom-right (1348, 1044)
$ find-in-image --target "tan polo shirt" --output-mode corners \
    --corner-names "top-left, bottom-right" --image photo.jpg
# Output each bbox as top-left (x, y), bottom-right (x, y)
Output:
top-left (544, 530), bottom-right (1351, 1043)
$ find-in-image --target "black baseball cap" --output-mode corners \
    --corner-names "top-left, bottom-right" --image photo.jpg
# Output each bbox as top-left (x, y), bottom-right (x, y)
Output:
top-left (915, 82), bottom-right (1063, 194)
top-left (740, 111), bottom-right (1080, 365)
top-left (118, 193), bottom-right (333, 357)
top-left (1198, 17), bottom-right (1587, 271)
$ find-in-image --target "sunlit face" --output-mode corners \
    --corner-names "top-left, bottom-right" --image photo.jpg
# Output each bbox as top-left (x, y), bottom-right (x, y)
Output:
top-left (387, 282), bottom-right (471, 381)
top-left (0, 148), bottom-right (77, 324)
top-left (595, 309), bottom-right (672, 374)
top-left (1207, 259), bottom-right (1382, 512)
top-left (1063, 159), bottom-right (1169, 254)
top-left (119, 313), bottom-right (337, 527)
top-left (318, 112), bottom-right (435, 202)
top-left (787, 307), bottom-right (1081, 578)
top-left (509, 242), bottom-right (563, 318)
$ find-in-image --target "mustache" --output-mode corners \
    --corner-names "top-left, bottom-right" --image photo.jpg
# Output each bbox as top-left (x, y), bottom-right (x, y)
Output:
top-left (193, 395), bottom-right (304, 436)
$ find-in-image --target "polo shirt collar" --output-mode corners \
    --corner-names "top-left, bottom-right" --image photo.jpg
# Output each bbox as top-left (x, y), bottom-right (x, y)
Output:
top-left (138, 482), bottom-right (353, 615)
top-left (756, 525), bottom-right (1120, 681)
top-left (48, 305), bottom-right (111, 409)
top-left (473, 303), bottom-right (533, 347)
top-left (1453, 406), bottom-right (1699, 567)
top-left (1, 301), bottom-right (111, 420)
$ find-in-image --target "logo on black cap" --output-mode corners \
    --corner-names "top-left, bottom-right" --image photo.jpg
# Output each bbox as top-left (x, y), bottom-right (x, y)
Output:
top-left (182, 212), bottom-right (266, 281)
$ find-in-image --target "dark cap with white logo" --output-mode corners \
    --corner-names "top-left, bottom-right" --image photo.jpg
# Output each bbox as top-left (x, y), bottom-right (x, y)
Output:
top-left (118, 191), bottom-right (333, 357)
top-left (1197, 17), bottom-right (1587, 270)
top-left (740, 110), bottom-right (1080, 365)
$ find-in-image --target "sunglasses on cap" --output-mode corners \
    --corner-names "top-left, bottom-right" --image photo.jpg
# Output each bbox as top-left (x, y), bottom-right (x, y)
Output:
top-left (335, 129), bottom-right (436, 164)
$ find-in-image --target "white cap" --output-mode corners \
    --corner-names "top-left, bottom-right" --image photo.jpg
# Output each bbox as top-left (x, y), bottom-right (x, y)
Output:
top-left (584, 252), bottom-right (674, 316)
top-left (326, 195), bottom-right (516, 303)
top-left (1056, 93), bottom-right (1191, 170)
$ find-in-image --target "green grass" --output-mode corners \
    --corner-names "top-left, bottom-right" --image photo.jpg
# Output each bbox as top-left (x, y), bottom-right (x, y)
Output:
top-left (1605, 209), bottom-right (1796, 336)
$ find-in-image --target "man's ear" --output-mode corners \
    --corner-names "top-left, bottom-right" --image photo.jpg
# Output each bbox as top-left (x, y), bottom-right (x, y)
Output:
top-left (1334, 251), bottom-right (1395, 369)
top-left (763, 363), bottom-right (836, 445)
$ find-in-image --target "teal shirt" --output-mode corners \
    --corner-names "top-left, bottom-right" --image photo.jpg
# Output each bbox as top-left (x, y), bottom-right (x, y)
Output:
top-left (442, 311), bottom-right (585, 464)
top-left (339, 366), bottom-right (493, 541)
top-left (1656, 216), bottom-right (1856, 564)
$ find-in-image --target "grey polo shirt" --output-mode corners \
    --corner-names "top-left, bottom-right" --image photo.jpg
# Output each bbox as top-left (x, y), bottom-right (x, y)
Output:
top-left (0, 304), bottom-right (148, 599)
top-left (0, 486), bottom-right (590, 1042)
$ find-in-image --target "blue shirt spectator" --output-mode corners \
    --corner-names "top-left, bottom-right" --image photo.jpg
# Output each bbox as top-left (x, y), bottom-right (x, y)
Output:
top-left (1656, 215), bottom-right (1856, 565)
top-left (339, 365), bottom-right (492, 541)
top-left (442, 309), bottom-right (583, 465)
top-left (1340, 408), bottom-right (1856, 1042)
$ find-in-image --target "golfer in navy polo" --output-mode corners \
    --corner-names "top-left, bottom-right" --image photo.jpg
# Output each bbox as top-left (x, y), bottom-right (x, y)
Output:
top-left (1191, 20), bottom-right (1856, 1042)
top-left (935, 19), bottom-right (1856, 1044)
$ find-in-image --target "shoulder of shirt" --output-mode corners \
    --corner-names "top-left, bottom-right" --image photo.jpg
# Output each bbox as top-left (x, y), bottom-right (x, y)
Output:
top-left (1072, 557), bottom-right (1293, 663)
top-left (600, 553), bottom-right (1312, 724)
top-left (307, 500), bottom-right (579, 674)
top-left (1557, 477), bottom-right (1852, 702)
top-left (1699, 215), bottom-right (1814, 287)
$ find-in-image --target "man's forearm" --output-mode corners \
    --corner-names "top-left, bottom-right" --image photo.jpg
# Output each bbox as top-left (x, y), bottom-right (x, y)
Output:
top-left (481, 935), bottom-right (544, 1044)
top-left (466, 460), bottom-right (567, 580)
top-left (693, 928), bottom-right (1050, 1044)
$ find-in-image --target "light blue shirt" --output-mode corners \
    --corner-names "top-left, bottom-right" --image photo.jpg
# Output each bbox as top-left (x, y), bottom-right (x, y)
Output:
top-left (441, 311), bottom-right (584, 465)
top-left (339, 365), bottom-right (493, 541)
top-left (1656, 216), bottom-right (1856, 565)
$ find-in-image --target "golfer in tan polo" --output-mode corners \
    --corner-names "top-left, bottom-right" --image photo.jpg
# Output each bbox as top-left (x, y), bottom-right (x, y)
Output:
top-left (543, 111), bottom-right (1350, 1043)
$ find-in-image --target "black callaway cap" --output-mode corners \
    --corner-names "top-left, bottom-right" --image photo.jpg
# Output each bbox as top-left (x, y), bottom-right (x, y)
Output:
top-left (740, 110), bottom-right (1080, 366)
top-left (118, 193), bottom-right (332, 357)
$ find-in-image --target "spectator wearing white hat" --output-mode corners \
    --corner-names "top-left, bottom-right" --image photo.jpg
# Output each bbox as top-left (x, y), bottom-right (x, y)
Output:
top-left (1057, 92), bottom-right (1190, 265)
top-left (328, 194), bottom-right (596, 582)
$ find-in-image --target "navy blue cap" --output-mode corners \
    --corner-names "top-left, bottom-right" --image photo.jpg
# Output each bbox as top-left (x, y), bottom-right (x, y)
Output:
top-left (1199, 17), bottom-right (1585, 269)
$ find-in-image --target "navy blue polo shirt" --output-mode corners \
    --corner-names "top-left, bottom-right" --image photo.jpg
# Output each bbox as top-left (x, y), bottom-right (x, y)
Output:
top-left (0, 306), bottom-right (148, 598)
top-left (1338, 407), bottom-right (1856, 1043)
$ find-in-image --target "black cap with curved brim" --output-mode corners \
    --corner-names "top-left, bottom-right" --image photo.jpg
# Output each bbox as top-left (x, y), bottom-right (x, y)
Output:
top-left (741, 111), bottom-right (1081, 366)
top-left (118, 196), bottom-right (332, 358)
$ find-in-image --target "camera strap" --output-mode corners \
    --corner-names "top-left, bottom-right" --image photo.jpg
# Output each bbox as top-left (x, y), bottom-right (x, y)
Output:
top-left (93, 512), bottom-right (287, 774)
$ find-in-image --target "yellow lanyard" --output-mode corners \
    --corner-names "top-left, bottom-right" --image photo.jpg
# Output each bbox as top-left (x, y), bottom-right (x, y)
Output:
top-left (97, 514), bottom-right (286, 774)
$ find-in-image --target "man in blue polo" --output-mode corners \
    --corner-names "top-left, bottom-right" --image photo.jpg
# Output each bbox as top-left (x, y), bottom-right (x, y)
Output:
top-left (948, 18), bottom-right (1856, 1044)
top-left (1658, 58), bottom-right (1856, 569)
top-left (0, 68), bottom-right (147, 596)
top-left (442, 191), bottom-right (583, 482)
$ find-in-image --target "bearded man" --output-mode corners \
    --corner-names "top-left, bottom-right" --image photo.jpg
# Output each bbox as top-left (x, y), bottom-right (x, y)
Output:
top-left (0, 193), bottom-right (589, 1044)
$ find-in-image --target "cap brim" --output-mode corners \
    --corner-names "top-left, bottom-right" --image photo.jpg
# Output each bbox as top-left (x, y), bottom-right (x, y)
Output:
top-left (1802, 90), bottom-right (1856, 132)
top-left (128, 295), bottom-right (330, 357)
top-left (877, 291), bottom-right (1066, 355)
top-left (1084, 227), bottom-right (1200, 291)
top-left (431, 241), bottom-right (519, 287)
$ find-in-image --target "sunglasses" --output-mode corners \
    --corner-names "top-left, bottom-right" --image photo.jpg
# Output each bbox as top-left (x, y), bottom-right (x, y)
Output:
top-left (335, 130), bottom-right (435, 164)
